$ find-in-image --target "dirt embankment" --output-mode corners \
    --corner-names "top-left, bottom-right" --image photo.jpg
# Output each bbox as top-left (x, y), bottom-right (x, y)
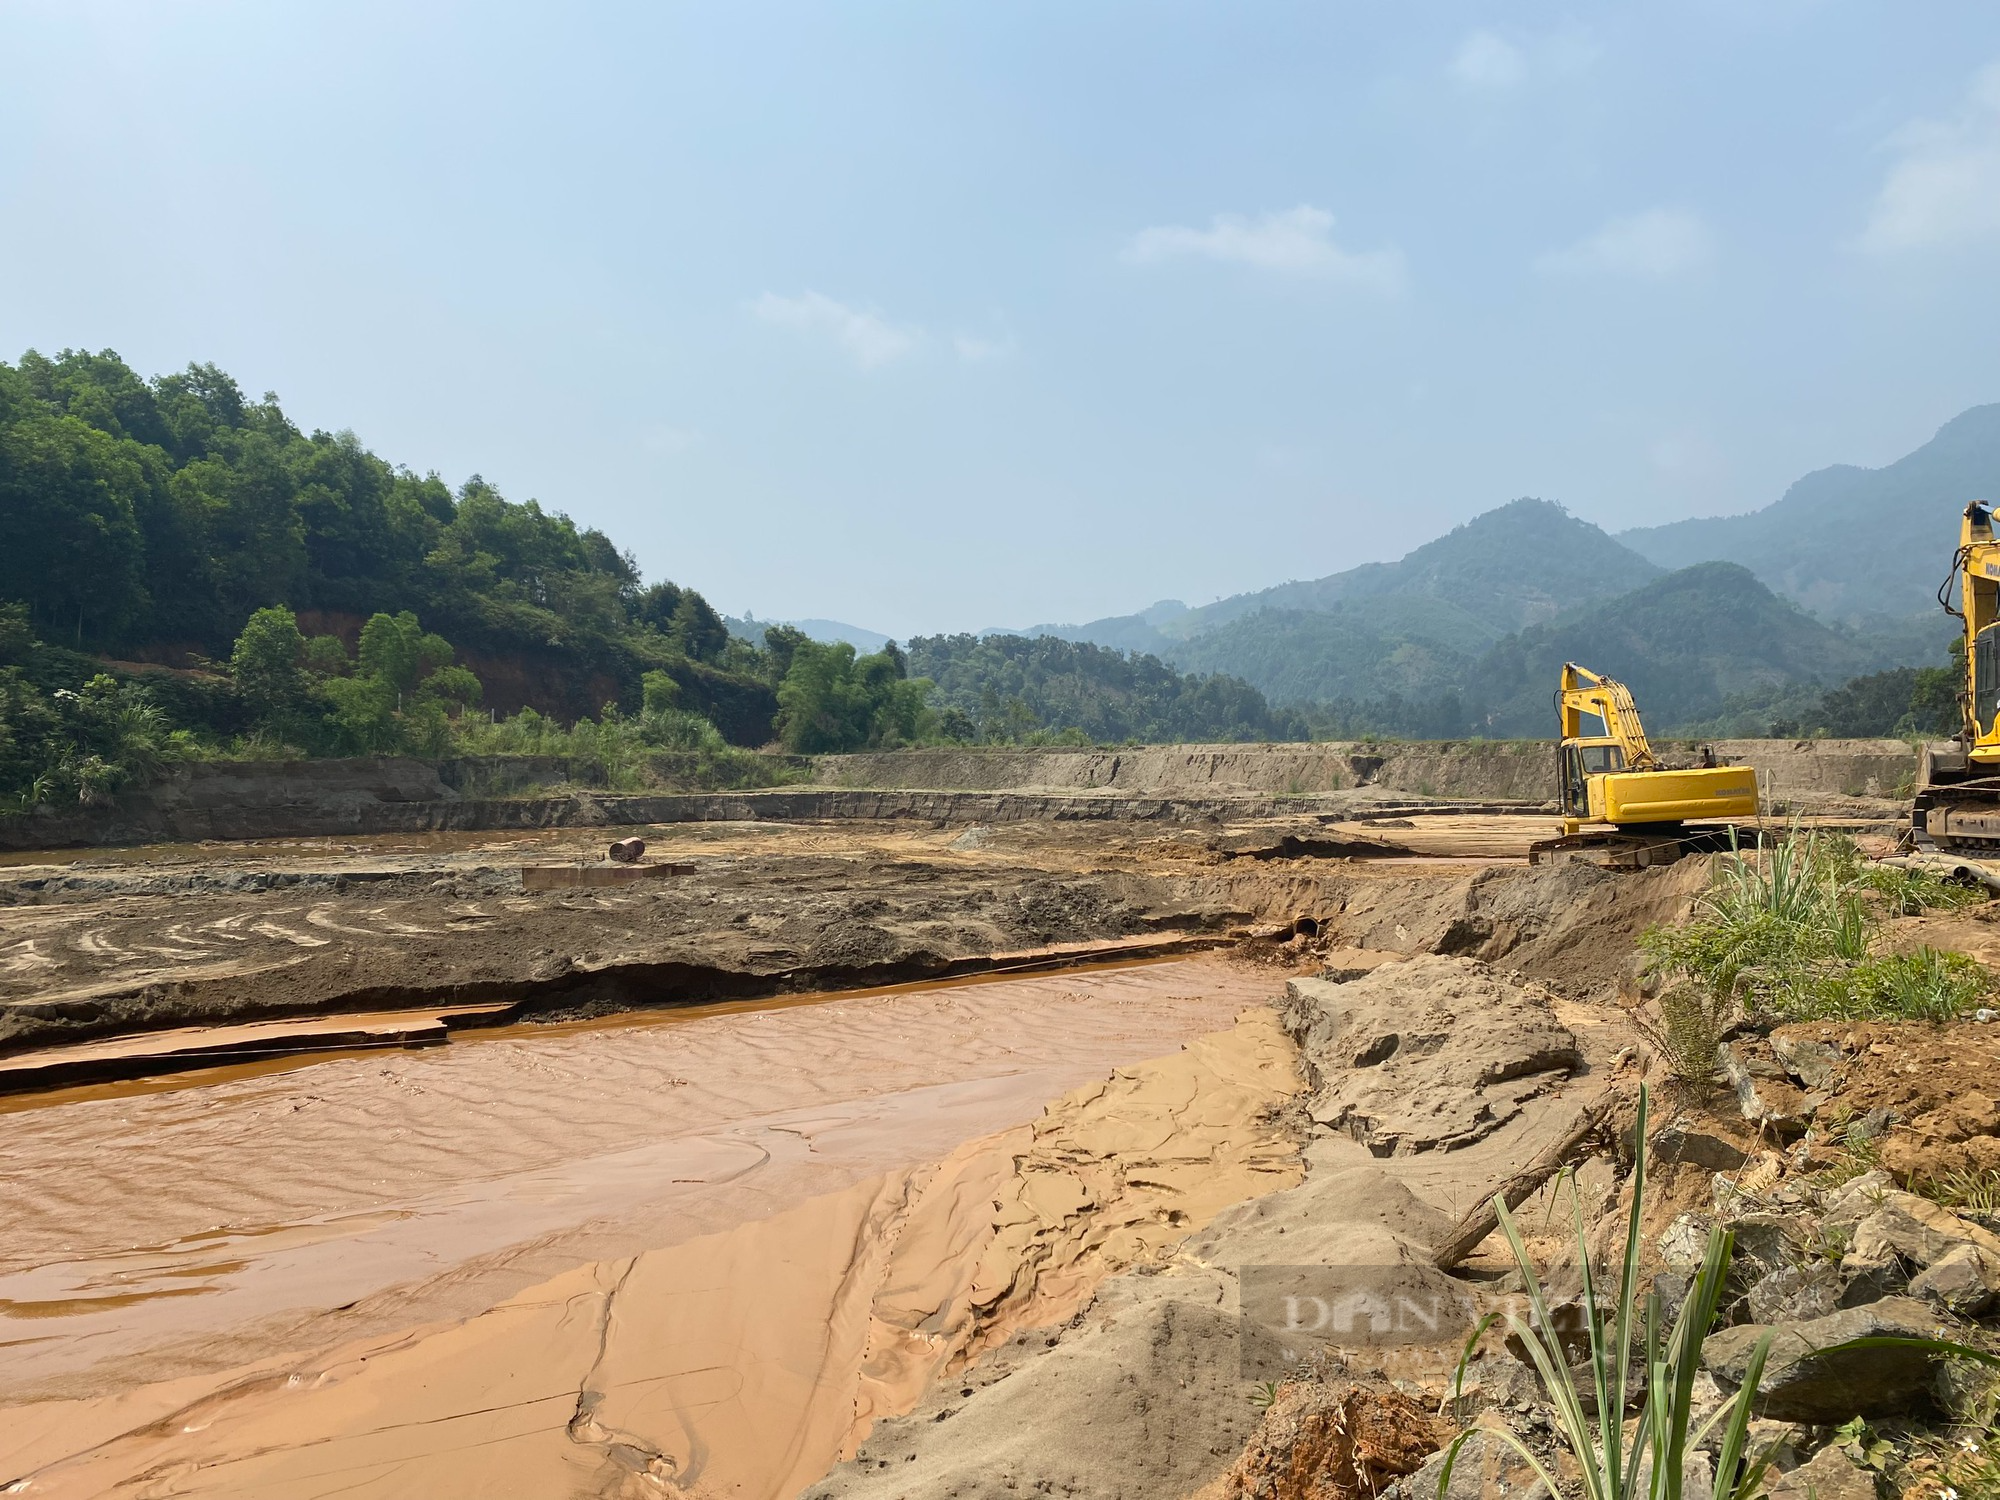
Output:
top-left (0, 738), bottom-right (1912, 851)
top-left (0, 817), bottom-right (1703, 1060)
top-left (818, 739), bottom-right (1916, 806)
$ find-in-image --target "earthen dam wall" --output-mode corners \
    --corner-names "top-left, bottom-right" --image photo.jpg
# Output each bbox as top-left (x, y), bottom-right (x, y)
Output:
top-left (0, 739), bottom-right (1917, 851)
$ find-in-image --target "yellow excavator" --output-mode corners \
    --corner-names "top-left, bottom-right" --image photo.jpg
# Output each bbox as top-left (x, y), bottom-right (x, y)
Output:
top-left (1911, 499), bottom-right (2000, 850)
top-left (1528, 662), bottom-right (1762, 867)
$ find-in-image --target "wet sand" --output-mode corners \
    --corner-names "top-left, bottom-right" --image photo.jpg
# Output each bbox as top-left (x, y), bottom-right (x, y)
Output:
top-left (0, 958), bottom-right (1294, 1494)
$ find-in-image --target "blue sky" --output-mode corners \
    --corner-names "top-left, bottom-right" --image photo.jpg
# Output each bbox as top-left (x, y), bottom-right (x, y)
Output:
top-left (6, 3), bottom-right (2000, 638)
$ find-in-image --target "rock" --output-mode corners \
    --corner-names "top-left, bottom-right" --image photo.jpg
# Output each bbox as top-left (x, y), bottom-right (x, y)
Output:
top-left (1735, 1418), bottom-right (1804, 1474)
top-left (1744, 1263), bottom-right (1842, 1325)
top-left (1654, 1118), bottom-right (1750, 1171)
top-left (1844, 1109), bottom-right (1895, 1146)
top-left (1701, 1297), bottom-right (1948, 1422)
top-left (1659, 1213), bottom-right (1716, 1271)
top-left (1819, 1172), bottom-right (1894, 1228)
top-left (1835, 1246), bottom-right (1909, 1309)
top-left (1719, 1044), bottom-right (1815, 1139)
top-left (1394, 1428), bottom-right (1549, 1500)
top-left (1845, 1192), bottom-right (2000, 1271)
top-left (946, 825), bottom-right (991, 851)
top-left (1771, 1036), bottom-right (1843, 1092)
top-left (1626, 1446), bottom-right (1716, 1500)
top-left (1725, 1214), bottom-right (1800, 1282)
top-left (1767, 1445), bottom-right (1881, 1500)
top-left (1652, 1270), bottom-right (1693, 1326)
top-left (1279, 957), bottom-right (1582, 1156)
top-left (1908, 1241), bottom-right (2000, 1316)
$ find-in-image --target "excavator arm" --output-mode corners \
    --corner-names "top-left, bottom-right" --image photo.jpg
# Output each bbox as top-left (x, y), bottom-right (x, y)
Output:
top-left (1556, 662), bottom-right (1658, 772)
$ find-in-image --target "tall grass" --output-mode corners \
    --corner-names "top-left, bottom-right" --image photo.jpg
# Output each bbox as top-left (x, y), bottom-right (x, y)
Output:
top-left (1639, 830), bottom-right (1992, 1068)
top-left (450, 705), bottom-right (801, 792)
top-left (1441, 1088), bottom-right (1778, 1500)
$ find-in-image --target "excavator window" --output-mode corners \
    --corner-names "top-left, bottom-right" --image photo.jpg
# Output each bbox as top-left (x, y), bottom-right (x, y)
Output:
top-left (1978, 625), bottom-right (2000, 736)
top-left (1560, 744), bottom-right (1624, 815)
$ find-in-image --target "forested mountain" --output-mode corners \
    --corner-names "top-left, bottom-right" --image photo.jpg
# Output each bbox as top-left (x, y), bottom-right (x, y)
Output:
top-left (726, 614), bottom-right (892, 653)
top-left (0, 347), bottom-right (774, 735)
top-left (1169, 497), bottom-right (1662, 640)
top-left (907, 634), bottom-right (1300, 744)
top-left (1464, 563), bottom-right (1889, 734)
top-left (1620, 404), bottom-right (2000, 624)
top-left (1166, 601), bottom-right (1476, 708)
top-left (1015, 499), bottom-right (1663, 661)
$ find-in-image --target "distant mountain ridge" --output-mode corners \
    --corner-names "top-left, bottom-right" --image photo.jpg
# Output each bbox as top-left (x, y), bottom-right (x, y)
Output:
top-left (1010, 498), bottom-right (1661, 658)
top-left (741, 403), bottom-right (1997, 735)
top-left (725, 614), bottom-right (891, 653)
top-left (1466, 561), bottom-right (1882, 735)
top-left (1620, 403), bottom-right (2000, 624)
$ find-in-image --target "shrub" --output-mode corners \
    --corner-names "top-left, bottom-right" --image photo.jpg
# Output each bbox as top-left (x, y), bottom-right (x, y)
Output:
top-left (1640, 829), bottom-right (1990, 1030)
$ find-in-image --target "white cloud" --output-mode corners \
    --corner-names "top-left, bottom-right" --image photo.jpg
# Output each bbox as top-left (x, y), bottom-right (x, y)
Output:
top-left (1449, 25), bottom-right (1596, 90)
top-left (1536, 208), bottom-right (1716, 278)
top-left (1860, 62), bottom-right (2000, 254)
top-left (953, 330), bottom-right (1017, 363)
top-left (1451, 30), bottom-right (1526, 88)
top-left (1122, 205), bottom-right (1405, 291)
top-left (750, 290), bottom-right (920, 369)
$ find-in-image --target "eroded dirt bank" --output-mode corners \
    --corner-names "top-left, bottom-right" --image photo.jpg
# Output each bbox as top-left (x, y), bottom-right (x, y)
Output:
top-left (0, 738), bottom-right (1909, 852)
top-left (0, 814), bottom-right (1711, 1058)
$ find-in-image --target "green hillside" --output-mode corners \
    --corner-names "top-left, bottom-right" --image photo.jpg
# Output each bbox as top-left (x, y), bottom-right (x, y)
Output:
top-left (0, 347), bottom-right (775, 735)
top-left (1165, 497), bottom-right (1662, 640)
top-left (1620, 404), bottom-right (2000, 625)
top-left (1465, 562), bottom-right (1884, 734)
top-left (1164, 599), bottom-right (1479, 706)
top-left (907, 634), bottom-right (1300, 744)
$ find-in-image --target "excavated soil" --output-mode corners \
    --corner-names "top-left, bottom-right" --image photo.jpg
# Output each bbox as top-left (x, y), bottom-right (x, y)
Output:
top-left (0, 814), bottom-right (1673, 1057)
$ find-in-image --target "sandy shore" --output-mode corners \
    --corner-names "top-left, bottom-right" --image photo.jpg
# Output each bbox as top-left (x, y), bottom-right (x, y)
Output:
top-left (0, 957), bottom-right (1304, 1496)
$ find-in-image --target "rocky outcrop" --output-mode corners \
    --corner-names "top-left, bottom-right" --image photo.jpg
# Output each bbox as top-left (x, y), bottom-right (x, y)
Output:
top-left (1280, 957), bottom-right (1583, 1155)
top-left (1702, 1297), bottom-right (1948, 1422)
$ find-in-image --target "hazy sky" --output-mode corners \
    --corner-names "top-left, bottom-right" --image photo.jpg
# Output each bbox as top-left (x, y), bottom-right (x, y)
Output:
top-left (7, 3), bottom-right (2000, 637)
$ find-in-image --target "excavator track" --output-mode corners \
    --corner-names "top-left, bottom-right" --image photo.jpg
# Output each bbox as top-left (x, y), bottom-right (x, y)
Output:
top-left (1909, 746), bottom-right (2000, 852)
top-left (1528, 823), bottom-right (1767, 870)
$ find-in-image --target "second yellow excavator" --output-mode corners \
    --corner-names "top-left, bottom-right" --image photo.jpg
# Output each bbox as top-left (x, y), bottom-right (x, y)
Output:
top-left (1911, 499), bottom-right (2000, 850)
top-left (1528, 662), bottom-right (1762, 867)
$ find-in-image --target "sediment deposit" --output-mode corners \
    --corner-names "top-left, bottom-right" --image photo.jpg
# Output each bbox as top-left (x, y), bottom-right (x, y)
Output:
top-left (2, 766), bottom-right (1973, 1500)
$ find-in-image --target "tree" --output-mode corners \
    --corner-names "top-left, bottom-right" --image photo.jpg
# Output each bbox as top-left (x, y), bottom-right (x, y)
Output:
top-left (0, 412), bottom-right (152, 643)
top-left (761, 624), bottom-right (810, 683)
top-left (229, 607), bottom-right (312, 730)
top-left (774, 639), bottom-right (932, 753)
top-left (358, 611), bottom-right (454, 694)
top-left (666, 590), bottom-right (729, 662)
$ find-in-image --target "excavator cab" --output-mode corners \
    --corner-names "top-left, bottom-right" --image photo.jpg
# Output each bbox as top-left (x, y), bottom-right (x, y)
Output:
top-left (1558, 740), bottom-right (1625, 819)
top-left (1974, 622), bottom-right (2000, 740)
